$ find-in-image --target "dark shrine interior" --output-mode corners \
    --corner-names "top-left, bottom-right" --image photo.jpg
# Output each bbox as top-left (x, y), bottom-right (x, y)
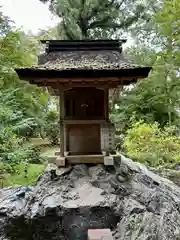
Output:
top-left (64, 87), bottom-right (105, 120)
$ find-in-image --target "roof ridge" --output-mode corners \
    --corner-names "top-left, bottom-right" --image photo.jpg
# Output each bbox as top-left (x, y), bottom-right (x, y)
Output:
top-left (40, 39), bottom-right (127, 53)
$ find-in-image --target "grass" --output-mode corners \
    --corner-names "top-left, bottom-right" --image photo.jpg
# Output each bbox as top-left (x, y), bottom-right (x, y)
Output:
top-left (30, 137), bottom-right (59, 157)
top-left (30, 137), bottom-right (50, 146)
top-left (0, 163), bottom-right (45, 188)
top-left (40, 145), bottom-right (59, 157)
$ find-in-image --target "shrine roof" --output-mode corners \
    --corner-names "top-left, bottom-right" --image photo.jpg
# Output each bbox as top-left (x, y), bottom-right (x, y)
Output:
top-left (37, 51), bottom-right (146, 71)
top-left (15, 40), bottom-right (151, 86)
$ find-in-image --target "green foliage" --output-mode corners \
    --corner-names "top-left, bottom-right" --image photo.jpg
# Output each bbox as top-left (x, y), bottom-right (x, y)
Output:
top-left (0, 11), bottom-right (50, 137)
top-left (44, 110), bottom-right (59, 145)
top-left (21, 144), bottom-right (42, 164)
top-left (0, 13), bottom-right (52, 190)
top-left (111, 77), bottom-right (180, 132)
top-left (0, 91), bottom-right (42, 165)
top-left (40, 0), bottom-right (151, 39)
top-left (110, 0), bottom-right (180, 133)
top-left (111, 37), bottom-right (180, 132)
top-left (0, 163), bottom-right (45, 188)
top-left (0, 134), bottom-right (41, 167)
top-left (0, 11), bottom-right (51, 167)
top-left (123, 120), bottom-right (180, 167)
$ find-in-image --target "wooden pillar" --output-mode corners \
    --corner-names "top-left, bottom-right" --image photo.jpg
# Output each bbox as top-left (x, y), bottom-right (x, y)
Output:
top-left (59, 90), bottom-right (65, 157)
top-left (104, 88), bottom-right (109, 121)
top-left (64, 125), bottom-right (67, 152)
top-left (103, 88), bottom-right (110, 156)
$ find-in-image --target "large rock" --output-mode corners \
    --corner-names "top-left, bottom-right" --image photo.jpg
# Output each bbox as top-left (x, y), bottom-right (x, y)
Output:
top-left (151, 167), bottom-right (180, 187)
top-left (1, 155), bottom-right (180, 240)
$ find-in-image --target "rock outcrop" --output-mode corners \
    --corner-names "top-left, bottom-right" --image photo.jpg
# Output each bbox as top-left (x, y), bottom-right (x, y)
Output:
top-left (1, 155), bottom-right (180, 240)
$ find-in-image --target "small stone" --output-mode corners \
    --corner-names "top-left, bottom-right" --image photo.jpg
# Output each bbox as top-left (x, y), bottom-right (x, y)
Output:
top-left (104, 156), bottom-right (114, 166)
top-left (117, 175), bottom-right (126, 183)
top-left (88, 229), bottom-right (113, 240)
top-left (56, 166), bottom-right (72, 176)
top-left (55, 156), bottom-right (66, 167)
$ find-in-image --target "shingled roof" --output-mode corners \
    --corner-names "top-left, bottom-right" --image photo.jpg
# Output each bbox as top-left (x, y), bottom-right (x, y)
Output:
top-left (37, 50), bottom-right (145, 71)
top-left (15, 40), bottom-right (152, 87)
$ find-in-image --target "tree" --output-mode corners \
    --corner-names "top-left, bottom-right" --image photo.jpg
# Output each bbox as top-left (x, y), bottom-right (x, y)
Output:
top-left (111, 13), bottom-right (180, 132)
top-left (0, 8), bottom-right (12, 35)
top-left (0, 11), bottom-right (50, 138)
top-left (152, 0), bottom-right (180, 125)
top-left (129, 0), bottom-right (162, 46)
top-left (109, 0), bottom-right (180, 132)
top-left (40, 0), bottom-right (151, 39)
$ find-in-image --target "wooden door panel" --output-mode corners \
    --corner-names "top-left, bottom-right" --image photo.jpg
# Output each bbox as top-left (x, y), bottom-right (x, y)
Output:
top-left (64, 88), bottom-right (104, 119)
top-left (68, 124), bottom-right (101, 154)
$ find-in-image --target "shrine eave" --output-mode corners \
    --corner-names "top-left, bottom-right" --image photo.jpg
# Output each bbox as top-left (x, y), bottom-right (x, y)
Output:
top-left (15, 67), bottom-right (151, 85)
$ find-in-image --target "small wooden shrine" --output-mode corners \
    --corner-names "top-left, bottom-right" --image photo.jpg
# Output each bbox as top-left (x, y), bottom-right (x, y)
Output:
top-left (15, 40), bottom-right (151, 166)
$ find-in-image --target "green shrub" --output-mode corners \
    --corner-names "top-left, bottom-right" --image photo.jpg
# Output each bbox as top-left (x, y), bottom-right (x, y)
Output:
top-left (45, 122), bottom-right (59, 145)
top-left (0, 163), bottom-right (45, 187)
top-left (24, 144), bottom-right (41, 164)
top-left (44, 110), bottom-right (59, 145)
top-left (123, 120), bottom-right (180, 167)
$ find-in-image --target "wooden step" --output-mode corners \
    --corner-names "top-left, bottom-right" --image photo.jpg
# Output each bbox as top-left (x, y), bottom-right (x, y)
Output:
top-left (66, 154), bottom-right (104, 164)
